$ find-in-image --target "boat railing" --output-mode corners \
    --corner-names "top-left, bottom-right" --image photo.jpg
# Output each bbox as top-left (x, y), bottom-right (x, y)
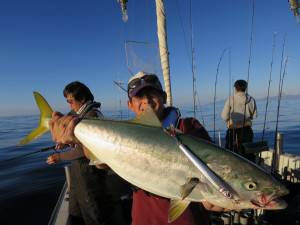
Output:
top-left (241, 132), bottom-right (300, 183)
top-left (258, 133), bottom-right (300, 183)
top-left (48, 166), bottom-right (70, 225)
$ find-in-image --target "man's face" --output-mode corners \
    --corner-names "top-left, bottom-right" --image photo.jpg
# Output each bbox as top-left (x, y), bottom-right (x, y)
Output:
top-left (127, 88), bottom-right (165, 120)
top-left (66, 94), bottom-right (83, 112)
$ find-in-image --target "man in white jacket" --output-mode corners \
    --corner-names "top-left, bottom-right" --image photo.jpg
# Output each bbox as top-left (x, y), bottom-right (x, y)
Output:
top-left (221, 79), bottom-right (257, 161)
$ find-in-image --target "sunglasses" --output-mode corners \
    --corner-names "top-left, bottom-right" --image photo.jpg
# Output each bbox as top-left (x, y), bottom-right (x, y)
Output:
top-left (128, 75), bottom-right (162, 97)
top-left (66, 99), bottom-right (75, 104)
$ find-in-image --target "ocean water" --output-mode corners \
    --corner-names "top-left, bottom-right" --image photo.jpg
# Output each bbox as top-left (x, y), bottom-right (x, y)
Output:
top-left (0, 116), bottom-right (65, 225)
top-left (0, 97), bottom-right (299, 225)
top-left (182, 96), bottom-right (300, 155)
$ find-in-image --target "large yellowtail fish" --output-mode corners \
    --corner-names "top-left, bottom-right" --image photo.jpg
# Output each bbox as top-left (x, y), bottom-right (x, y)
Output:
top-left (20, 92), bottom-right (289, 222)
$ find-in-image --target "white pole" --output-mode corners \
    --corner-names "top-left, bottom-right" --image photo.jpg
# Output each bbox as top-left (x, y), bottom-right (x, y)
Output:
top-left (155, 0), bottom-right (172, 106)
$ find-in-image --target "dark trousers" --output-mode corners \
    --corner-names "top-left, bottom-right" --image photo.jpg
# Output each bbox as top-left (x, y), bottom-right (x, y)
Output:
top-left (68, 158), bottom-right (132, 225)
top-left (225, 126), bottom-right (255, 162)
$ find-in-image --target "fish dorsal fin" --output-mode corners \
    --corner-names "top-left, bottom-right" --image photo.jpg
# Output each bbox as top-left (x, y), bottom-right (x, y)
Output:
top-left (180, 177), bottom-right (200, 200)
top-left (130, 107), bottom-right (162, 128)
top-left (168, 199), bottom-right (191, 223)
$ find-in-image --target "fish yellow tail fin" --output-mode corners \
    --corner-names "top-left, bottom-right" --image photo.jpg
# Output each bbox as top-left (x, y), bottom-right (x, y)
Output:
top-left (19, 92), bottom-right (53, 145)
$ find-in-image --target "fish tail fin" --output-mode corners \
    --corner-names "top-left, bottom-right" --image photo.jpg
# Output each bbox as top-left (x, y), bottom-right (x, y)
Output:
top-left (19, 92), bottom-right (53, 145)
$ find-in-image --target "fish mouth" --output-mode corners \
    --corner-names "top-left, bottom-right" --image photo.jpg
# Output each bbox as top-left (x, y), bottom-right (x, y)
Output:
top-left (251, 195), bottom-right (287, 209)
top-left (251, 185), bottom-right (289, 209)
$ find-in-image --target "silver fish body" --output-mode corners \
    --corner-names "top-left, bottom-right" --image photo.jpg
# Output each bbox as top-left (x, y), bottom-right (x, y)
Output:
top-left (75, 118), bottom-right (288, 210)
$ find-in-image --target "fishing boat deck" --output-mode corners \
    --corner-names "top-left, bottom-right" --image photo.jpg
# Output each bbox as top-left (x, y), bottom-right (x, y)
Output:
top-left (48, 182), bottom-right (69, 225)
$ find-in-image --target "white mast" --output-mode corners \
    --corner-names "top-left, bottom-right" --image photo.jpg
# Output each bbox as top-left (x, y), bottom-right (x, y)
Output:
top-left (117, 0), bottom-right (173, 105)
top-left (155, 0), bottom-right (173, 106)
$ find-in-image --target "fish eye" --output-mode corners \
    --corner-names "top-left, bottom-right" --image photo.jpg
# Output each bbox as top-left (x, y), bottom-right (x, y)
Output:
top-left (244, 182), bottom-right (257, 191)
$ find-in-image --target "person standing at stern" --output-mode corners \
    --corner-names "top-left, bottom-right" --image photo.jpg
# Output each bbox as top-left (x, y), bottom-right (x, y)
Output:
top-left (221, 79), bottom-right (257, 161)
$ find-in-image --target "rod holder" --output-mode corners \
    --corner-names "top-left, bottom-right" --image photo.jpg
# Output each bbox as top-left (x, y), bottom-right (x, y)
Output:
top-left (275, 133), bottom-right (283, 172)
top-left (272, 132), bottom-right (283, 173)
top-left (276, 133), bottom-right (284, 156)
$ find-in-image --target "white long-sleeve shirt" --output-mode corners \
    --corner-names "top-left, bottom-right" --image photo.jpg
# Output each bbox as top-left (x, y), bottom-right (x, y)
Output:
top-left (221, 92), bottom-right (257, 128)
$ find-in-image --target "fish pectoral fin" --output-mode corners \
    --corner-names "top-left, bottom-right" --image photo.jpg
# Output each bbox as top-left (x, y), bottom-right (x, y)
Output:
top-left (129, 107), bottom-right (162, 127)
top-left (168, 199), bottom-right (191, 223)
top-left (180, 177), bottom-right (200, 199)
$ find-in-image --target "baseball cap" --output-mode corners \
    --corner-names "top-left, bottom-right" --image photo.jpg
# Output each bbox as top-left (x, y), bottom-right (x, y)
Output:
top-left (127, 71), bottom-right (163, 98)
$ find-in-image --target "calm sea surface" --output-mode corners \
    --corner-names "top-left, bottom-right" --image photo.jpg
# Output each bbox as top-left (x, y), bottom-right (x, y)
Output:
top-left (0, 97), bottom-right (299, 225)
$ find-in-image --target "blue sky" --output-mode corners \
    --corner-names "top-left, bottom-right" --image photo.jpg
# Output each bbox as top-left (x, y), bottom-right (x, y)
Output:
top-left (0, 0), bottom-right (299, 116)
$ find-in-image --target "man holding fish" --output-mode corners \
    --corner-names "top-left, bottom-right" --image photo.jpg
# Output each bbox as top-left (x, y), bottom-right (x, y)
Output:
top-left (49, 72), bottom-right (228, 224)
top-left (28, 72), bottom-right (287, 225)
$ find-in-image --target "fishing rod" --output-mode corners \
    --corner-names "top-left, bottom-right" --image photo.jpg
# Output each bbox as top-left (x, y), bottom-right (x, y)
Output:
top-left (246, 0), bottom-right (255, 85)
top-left (189, 0), bottom-right (197, 118)
top-left (273, 35), bottom-right (287, 151)
top-left (274, 57), bottom-right (288, 148)
top-left (213, 48), bottom-right (227, 143)
top-left (175, 0), bottom-right (191, 66)
top-left (189, 0), bottom-right (204, 123)
top-left (113, 80), bottom-right (127, 93)
top-left (261, 33), bottom-right (277, 141)
top-left (228, 49), bottom-right (232, 103)
top-left (113, 80), bottom-right (130, 119)
top-left (196, 92), bottom-right (206, 127)
top-left (242, 0), bottom-right (255, 130)
top-left (236, 0), bottom-right (255, 152)
top-left (175, 0), bottom-right (198, 111)
top-left (2, 145), bottom-right (56, 162)
top-left (227, 48), bottom-right (234, 149)
top-left (271, 34), bottom-right (287, 173)
top-left (175, 0), bottom-right (203, 121)
top-left (272, 56), bottom-right (288, 174)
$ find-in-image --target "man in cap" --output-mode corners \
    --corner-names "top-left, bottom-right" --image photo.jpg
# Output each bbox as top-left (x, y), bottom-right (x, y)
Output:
top-left (127, 71), bottom-right (227, 225)
top-left (49, 71), bottom-right (227, 225)
top-left (221, 79), bottom-right (257, 161)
